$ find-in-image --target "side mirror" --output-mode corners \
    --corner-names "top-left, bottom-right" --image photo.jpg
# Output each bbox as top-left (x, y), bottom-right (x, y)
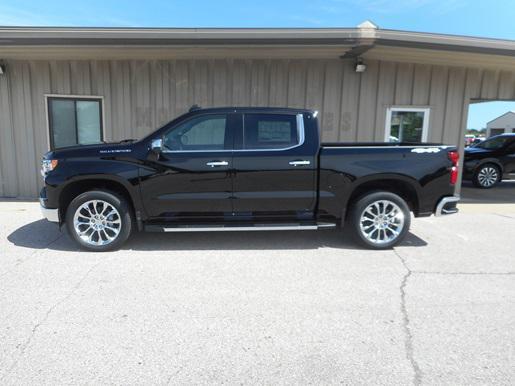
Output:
top-left (150, 138), bottom-right (163, 153)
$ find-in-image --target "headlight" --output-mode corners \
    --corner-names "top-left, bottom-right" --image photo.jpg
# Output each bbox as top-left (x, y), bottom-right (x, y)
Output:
top-left (41, 159), bottom-right (58, 176)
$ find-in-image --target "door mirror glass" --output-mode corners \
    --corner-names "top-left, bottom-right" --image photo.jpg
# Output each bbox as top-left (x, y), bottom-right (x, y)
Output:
top-left (151, 138), bottom-right (163, 152)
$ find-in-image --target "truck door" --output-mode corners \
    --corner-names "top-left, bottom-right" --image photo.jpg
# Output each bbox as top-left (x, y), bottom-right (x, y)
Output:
top-left (231, 112), bottom-right (317, 219)
top-left (140, 113), bottom-right (235, 220)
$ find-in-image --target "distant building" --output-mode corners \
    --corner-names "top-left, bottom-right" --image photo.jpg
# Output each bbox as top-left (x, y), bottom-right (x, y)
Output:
top-left (486, 112), bottom-right (515, 137)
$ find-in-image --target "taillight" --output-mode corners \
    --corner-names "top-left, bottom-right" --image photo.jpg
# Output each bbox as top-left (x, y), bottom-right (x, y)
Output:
top-left (448, 151), bottom-right (459, 185)
top-left (448, 151), bottom-right (459, 165)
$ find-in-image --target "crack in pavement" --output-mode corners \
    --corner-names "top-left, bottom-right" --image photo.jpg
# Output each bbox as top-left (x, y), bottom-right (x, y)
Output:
top-left (392, 247), bottom-right (514, 386)
top-left (0, 256), bottom-right (109, 381)
top-left (394, 249), bottom-right (423, 386)
top-left (166, 367), bottom-right (183, 385)
top-left (493, 213), bottom-right (515, 220)
top-left (412, 271), bottom-right (515, 276)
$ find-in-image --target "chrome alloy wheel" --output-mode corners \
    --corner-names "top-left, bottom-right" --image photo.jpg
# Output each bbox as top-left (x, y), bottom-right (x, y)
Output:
top-left (73, 200), bottom-right (122, 246)
top-left (477, 166), bottom-right (498, 187)
top-left (359, 200), bottom-right (405, 246)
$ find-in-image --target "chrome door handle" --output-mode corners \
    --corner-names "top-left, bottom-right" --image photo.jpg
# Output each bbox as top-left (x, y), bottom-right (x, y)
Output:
top-left (289, 160), bottom-right (311, 166)
top-left (206, 161), bottom-right (229, 167)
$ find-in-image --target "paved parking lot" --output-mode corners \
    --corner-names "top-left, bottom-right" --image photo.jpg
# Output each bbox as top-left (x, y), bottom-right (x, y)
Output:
top-left (1, 200), bottom-right (514, 385)
top-left (461, 180), bottom-right (515, 204)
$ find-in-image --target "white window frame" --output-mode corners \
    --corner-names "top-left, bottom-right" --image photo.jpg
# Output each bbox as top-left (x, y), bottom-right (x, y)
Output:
top-left (44, 94), bottom-right (106, 151)
top-left (384, 106), bottom-right (430, 143)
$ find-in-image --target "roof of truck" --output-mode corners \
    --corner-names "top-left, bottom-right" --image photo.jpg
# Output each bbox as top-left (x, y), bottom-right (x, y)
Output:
top-left (188, 106), bottom-right (316, 114)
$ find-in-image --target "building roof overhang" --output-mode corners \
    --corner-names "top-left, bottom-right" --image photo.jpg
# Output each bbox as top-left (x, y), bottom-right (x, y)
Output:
top-left (0, 23), bottom-right (514, 69)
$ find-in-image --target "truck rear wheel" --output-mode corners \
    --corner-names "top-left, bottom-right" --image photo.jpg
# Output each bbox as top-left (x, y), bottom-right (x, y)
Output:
top-left (65, 190), bottom-right (133, 252)
top-left (348, 191), bottom-right (411, 250)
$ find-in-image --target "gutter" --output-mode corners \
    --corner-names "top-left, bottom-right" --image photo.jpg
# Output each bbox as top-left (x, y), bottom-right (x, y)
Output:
top-left (1, 22), bottom-right (515, 57)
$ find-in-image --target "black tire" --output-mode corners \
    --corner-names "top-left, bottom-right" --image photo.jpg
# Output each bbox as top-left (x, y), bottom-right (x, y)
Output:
top-left (65, 190), bottom-right (133, 252)
top-left (348, 191), bottom-right (411, 250)
top-left (472, 163), bottom-right (501, 189)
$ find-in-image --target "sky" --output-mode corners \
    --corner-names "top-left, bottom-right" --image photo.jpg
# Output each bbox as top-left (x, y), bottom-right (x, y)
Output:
top-left (468, 102), bottom-right (515, 131)
top-left (0, 0), bottom-right (514, 129)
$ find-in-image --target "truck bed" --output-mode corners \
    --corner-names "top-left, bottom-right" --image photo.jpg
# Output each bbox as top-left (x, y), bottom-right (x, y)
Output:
top-left (321, 142), bottom-right (447, 147)
top-left (317, 142), bottom-right (457, 218)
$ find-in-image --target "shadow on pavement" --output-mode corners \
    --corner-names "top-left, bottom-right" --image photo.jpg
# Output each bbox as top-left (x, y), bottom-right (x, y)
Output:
top-left (8, 219), bottom-right (427, 252)
top-left (461, 180), bottom-right (515, 204)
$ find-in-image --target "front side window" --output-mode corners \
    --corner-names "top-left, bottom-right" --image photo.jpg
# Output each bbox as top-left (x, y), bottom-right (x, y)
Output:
top-left (163, 114), bottom-right (227, 151)
top-left (47, 97), bottom-right (103, 149)
top-left (385, 108), bottom-right (430, 143)
top-left (243, 114), bottom-right (299, 150)
top-left (476, 136), bottom-right (511, 150)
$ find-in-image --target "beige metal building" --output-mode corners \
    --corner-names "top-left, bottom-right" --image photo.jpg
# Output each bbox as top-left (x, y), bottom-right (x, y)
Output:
top-left (486, 111), bottom-right (515, 137)
top-left (1, 21), bottom-right (515, 198)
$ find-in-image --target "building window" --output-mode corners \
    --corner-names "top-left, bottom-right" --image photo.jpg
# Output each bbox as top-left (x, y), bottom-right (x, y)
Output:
top-left (489, 128), bottom-right (505, 137)
top-left (385, 107), bottom-right (430, 143)
top-left (47, 96), bottom-right (103, 149)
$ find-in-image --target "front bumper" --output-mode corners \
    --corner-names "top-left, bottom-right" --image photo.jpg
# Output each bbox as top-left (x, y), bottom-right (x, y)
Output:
top-left (435, 195), bottom-right (460, 217)
top-left (40, 188), bottom-right (59, 223)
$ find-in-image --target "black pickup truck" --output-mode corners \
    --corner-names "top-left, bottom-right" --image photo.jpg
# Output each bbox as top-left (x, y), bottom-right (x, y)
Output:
top-left (40, 106), bottom-right (459, 251)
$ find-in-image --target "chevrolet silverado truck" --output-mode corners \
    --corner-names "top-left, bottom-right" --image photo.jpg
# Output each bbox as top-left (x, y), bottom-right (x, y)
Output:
top-left (40, 106), bottom-right (460, 251)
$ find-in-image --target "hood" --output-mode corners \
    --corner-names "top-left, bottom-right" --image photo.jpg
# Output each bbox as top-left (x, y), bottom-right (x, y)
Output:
top-left (465, 146), bottom-right (490, 153)
top-left (43, 139), bottom-right (138, 160)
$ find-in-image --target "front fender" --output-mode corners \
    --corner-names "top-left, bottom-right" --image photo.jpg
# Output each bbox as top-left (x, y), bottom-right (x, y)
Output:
top-left (474, 158), bottom-right (504, 174)
top-left (44, 158), bottom-right (144, 217)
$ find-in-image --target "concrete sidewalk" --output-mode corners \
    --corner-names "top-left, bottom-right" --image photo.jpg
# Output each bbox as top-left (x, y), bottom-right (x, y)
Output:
top-left (1, 201), bottom-right (514, 385)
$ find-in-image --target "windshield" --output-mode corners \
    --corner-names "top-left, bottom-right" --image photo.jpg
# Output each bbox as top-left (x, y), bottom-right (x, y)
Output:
top-left (475, 136), bottom-right (511, 150)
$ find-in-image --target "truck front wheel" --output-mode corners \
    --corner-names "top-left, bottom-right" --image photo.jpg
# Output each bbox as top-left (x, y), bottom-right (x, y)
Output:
top-left (348, 191), bottom-right (411, 249)
top-left (65, 190), bottom-right (133, 252)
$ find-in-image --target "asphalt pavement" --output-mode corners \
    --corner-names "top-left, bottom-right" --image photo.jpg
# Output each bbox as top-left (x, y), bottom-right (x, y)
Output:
top-left (1, 199), bottom-right (514, 385)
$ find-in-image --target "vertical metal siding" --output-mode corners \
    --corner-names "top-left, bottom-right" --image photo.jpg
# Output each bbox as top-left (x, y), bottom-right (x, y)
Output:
top-left (0, 71), bottom-right (17, 196)
top-left (1, 58), bottom-right (514, 197)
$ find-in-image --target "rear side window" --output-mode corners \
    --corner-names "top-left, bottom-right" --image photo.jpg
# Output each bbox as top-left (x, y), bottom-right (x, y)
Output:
top-left (243, 114), bottom-right (299, 150)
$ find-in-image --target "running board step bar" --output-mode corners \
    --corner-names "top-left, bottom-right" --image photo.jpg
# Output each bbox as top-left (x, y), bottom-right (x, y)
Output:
top-left (145, 222), bottom-right (337, 232)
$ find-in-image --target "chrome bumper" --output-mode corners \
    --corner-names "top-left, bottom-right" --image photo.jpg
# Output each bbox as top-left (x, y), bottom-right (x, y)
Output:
top-left (40, 199), bottom-right (59, 223)
top-left (435, 195), bottom-right (460, 217)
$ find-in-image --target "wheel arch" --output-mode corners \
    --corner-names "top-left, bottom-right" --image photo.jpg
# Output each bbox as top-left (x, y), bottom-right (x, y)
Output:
top-left (58, 176), bottom-right (142, 228)
top-left (344, 175), bottom-right (421, 220)
top-left (475, 158), bottom-right (504, 174)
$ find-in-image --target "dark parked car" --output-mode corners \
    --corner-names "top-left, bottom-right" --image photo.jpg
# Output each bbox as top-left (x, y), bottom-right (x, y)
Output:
top-left (40, 107), bottom-right (459, 251)
top-left (464, 133), bottom-right (515, 188)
